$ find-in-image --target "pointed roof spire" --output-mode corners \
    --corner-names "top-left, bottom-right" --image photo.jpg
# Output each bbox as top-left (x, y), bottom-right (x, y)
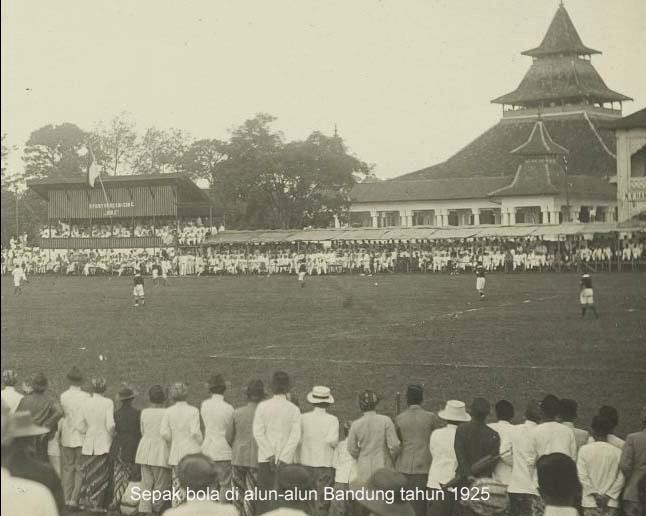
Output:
top-left (510, 120), bottom-right (569, 156)
top-left (522, 4), bottom-right (600, 57)
top-left (333, 123), bottom-right (339, 138)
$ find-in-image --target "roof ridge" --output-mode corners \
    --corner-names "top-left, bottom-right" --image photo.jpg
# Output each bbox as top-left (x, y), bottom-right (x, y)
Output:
top-left (583, 111), bottom-right (616, 159)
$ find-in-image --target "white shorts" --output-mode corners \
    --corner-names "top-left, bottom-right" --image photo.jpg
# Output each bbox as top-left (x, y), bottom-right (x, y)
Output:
top-left (133, 285), bottom-right (145, 297)
top-left (152, 270), bottom-right (159, 279)
top-left (298, 272), bottom-right (306, 281)
top-left (476, 277), bottom-right (486, 290)
top-left (580, 288), bottom-right (594, 305)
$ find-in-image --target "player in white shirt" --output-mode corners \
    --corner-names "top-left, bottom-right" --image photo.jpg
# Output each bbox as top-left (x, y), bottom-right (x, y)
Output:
top-left (12, 264), bottom-right (27, 295)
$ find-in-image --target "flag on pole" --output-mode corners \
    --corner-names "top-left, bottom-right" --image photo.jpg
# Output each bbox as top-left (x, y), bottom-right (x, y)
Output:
top-left (87, 148), bottom-right (100, 188)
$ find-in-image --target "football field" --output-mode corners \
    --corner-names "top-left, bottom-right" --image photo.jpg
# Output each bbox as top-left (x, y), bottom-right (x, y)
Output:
top-left (2, 272), bottom-right (645, 434)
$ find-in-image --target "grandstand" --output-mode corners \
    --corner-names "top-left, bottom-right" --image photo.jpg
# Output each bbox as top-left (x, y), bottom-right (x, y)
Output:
top-left (28, 174), bottom-right (215, 250)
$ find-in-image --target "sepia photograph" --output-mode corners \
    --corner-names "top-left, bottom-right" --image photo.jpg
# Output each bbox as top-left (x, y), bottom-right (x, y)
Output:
top-left (1, 1), bottom-right (645, 515)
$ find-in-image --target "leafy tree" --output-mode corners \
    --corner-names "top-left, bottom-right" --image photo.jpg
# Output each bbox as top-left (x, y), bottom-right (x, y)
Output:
top-left (89, 112), bottom-right (137, 175)
top-left (131, 127), bottom-right (190, 175)
top-left (217, 114), bottom-right (369, 229)
top-left (22, 123), bottom-right (88, 179)
top-left (180, 138), bottom-right (227, 187)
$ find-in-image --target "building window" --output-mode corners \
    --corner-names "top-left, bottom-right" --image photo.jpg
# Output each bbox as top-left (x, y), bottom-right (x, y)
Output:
top-left (412, 210), bottom-right (435, 226)
top-left (350, 211), bottom-right (371, 227)
top-left (479, 210), bottom-right (496, 225)
top-left (378, 211), bottom-right (400, 227)
top-left (579, 206), bottom-right (591, 223)
top-left (447, 211), bottom-right (459, 226)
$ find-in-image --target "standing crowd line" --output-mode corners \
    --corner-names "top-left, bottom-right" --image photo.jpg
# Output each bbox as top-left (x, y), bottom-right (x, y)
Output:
top-left (2, 367), bottom-right (645, 516)
top-left (3, 234), bottom-right (645, 278)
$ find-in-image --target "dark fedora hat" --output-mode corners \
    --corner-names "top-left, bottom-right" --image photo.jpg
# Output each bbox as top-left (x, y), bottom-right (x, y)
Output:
top-left (66, 366), bottom-right (83, 383)
top-left (118, 385), bottom-right (136, 401)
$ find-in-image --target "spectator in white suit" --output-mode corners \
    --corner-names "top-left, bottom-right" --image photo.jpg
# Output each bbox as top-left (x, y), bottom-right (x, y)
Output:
top-left (200, 374), bottom-right (234, 501)
top-left (59, 366), bottom-right (90, 511)
top-left (253, 371), bottom-right (301, 514)
top-left (161, 382), bottom-right (203, 507)
top-left (300, 385), bottom-right (339, 516)
top-left (77, 377), bottom-right (115, 513)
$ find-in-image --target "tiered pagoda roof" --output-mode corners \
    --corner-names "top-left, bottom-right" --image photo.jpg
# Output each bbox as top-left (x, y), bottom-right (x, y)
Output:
top-left (490, 121), bottom-right (567, 197)
top-left (492, 4), bottom-right (631, 108)
top-left (521, 4), bottom-right (600, 58)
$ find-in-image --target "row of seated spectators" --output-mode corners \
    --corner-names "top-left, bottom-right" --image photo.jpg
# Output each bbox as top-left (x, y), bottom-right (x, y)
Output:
top-left (3, 233), bottom-right (645, 276)
top-left (38, 219), bottom-right (222, 245)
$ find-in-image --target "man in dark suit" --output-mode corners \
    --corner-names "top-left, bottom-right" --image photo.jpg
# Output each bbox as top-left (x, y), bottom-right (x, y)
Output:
top-left (454, 398), bottom-right (500, 480)
top-left (620, 407), bottom-right (646, 516)
top-left (395, 384), bottom-right (443, 516)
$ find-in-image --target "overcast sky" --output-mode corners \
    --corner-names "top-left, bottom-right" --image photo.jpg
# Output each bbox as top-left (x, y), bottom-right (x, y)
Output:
top-left (2, 0), bottom-right (645, 179)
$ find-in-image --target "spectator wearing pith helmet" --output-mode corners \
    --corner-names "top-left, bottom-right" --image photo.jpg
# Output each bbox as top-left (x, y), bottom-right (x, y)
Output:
top-left (160, 382), bottom-right (203, 507)
top-left (1, 369), bottom-right (23, 414)
top-left (16, 372), bottom-right (62, 462)
top-left (347, 390), bottom-right (401, 482)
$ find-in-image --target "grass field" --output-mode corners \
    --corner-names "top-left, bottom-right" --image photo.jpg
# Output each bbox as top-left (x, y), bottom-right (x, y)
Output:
top-left (2, 272), bottom-right (645, 436)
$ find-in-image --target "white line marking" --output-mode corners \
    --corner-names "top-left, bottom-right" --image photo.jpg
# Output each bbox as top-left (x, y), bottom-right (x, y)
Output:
top-left (207, 354), bottom-right (645, 375)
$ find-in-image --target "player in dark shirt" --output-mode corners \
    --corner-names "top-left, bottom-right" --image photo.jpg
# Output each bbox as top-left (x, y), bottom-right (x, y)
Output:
top-left (475, 261), bottom-right (486, 299)
top-left (579, 273), bottom-right (598, 318)
top-left (297, 261), bottom-right (307, 288)
top-left (133, 272), bottom-right (145, 307)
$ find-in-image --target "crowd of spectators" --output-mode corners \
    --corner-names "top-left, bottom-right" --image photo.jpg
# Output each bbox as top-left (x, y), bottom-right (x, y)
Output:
top-left (3, 233), bottom-right (644, 278)
top-left (2, 368), bottom-right (645, 516)
top-left (38, 218), bottom-right (220, 246)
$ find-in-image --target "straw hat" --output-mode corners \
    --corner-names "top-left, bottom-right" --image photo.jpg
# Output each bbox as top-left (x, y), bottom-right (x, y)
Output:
top-left (307, 386), bottom-right (334, 405)
top-left (438, 400), bottom-right (471, 422)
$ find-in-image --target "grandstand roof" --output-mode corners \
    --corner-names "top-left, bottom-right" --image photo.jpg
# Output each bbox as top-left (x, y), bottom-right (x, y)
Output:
top-left (204, 223), bottom-right (642, 244)
top-left (29, 174), bottom-right (211, 203)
